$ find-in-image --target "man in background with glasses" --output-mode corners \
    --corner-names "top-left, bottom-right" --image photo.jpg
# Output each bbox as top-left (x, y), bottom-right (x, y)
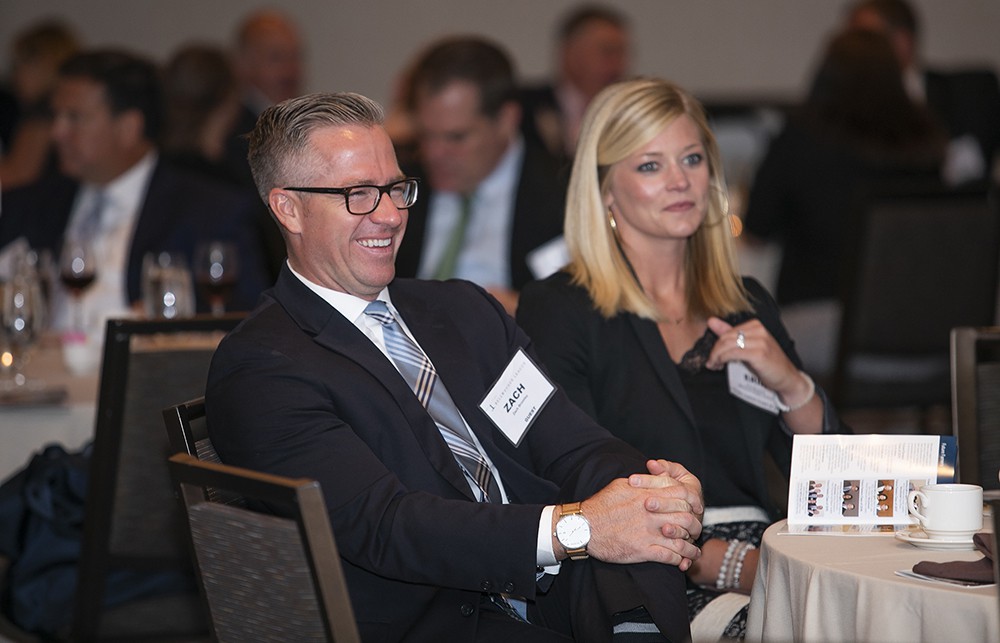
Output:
top-left (207, 91), bottom-right (703, 642)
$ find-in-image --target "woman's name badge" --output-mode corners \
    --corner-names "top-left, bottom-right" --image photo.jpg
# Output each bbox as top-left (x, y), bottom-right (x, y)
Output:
top-left (480, 349), bottom-right (555, 446)
top-left (727, 361), bottom-right (782, 415)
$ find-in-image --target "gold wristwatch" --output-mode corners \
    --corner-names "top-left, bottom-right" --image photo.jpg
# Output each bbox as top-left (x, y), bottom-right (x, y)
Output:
top-left (554, 502), bottom-right (591, 560)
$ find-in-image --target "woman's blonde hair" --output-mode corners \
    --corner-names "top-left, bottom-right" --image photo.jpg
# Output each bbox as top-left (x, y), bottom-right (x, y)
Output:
top-left (565, 77), bottom-right (749, 320)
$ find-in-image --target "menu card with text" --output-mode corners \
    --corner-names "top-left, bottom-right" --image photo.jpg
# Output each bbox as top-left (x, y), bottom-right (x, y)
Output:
top-left (784, 434), bottom-right (956, 534)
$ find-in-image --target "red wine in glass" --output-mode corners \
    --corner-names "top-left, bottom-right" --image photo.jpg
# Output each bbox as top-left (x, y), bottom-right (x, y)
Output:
top-left (58, 240), bottom-right (98, 332)
top-left (195, 241), bottom-right (239, 316)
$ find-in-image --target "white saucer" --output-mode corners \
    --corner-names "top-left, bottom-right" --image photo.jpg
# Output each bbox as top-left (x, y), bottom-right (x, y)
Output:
top-left (895, 529), bottom-right (976, 550)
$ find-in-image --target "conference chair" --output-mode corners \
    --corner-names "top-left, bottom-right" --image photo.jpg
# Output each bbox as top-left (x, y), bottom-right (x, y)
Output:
top-left (831, 186), bottom-right (1000, 424)
top-left (168, 453), bottom-right (360, 642)
top-left (72, 315), bottom-right (242, 641)
top-left (951, 326), bottom-right (1000, 491)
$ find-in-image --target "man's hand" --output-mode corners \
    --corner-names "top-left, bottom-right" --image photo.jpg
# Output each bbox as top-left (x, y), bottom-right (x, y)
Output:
top-left (569, 461), bottom-right (704, 571)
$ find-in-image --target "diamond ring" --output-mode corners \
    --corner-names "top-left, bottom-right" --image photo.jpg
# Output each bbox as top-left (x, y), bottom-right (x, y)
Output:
top-left (736, 331), bottom-right (746, 350)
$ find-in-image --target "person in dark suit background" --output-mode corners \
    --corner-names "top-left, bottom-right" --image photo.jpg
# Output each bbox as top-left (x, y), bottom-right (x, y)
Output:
top-left (846, 0), bottom-right (1000, 184)
top-left (207, 90), bottom-right (705, 642)
top-left (520, 5), bottom-right (631, 169)
top-left (162, 43), bottom-right (286, 281)
top-left (742, 29), bottom-right (945, 376)
top-left (394, 37), bottom-right (566, 316)
top-left (219, 9), bottom-right (304, 189)
top-left (0, 49), bottom-right (269, 330)
top-left (517, 78), bottom-right (845, 639)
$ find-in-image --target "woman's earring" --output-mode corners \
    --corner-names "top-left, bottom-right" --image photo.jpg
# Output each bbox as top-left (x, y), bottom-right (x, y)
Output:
top-left (608, 208), bottom-right (617, 231)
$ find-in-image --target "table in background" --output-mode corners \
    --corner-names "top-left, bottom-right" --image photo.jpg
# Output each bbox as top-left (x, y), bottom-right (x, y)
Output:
top-left (0, 336), bottom-right (99, 482)
top-left (746, 520), bottom-right (999, 642)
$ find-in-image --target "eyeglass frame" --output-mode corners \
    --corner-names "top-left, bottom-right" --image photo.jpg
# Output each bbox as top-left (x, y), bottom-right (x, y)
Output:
top-left (282, 177), bottom-right (420, 215)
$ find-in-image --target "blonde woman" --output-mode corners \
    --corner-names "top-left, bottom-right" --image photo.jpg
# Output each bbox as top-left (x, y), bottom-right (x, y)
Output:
top-left (517, 78), bottom-right (844, 638)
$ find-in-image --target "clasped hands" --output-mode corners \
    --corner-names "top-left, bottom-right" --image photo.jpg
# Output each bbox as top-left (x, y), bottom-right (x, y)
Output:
top-left (575, 459), bottom-right (704, 571)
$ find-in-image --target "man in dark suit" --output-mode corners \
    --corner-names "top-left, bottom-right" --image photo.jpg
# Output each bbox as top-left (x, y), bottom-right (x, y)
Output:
top-left (0, 49), bottom-right (269, 327)
top-left (847, 0), bottom-right (1000, 182)
top-left (394, 37), bottom-right (566, 316)
top-left (206, 91), bottom-right (704, 642)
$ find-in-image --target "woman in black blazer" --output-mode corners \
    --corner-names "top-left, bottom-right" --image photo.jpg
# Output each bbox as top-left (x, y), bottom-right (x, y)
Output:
top-left (517, 78), bottom-right (844, 638)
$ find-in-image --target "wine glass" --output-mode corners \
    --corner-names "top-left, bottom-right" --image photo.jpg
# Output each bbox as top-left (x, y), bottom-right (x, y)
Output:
top-left (1, 268), bottom-right (45, 388)
top-left (59, 239), bottom-right (98, 334)
top-left (194, 241), bottom-right (239, 316)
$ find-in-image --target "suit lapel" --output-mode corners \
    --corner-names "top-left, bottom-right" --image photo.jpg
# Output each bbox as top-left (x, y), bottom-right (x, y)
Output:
top-left (274, 271), bottom-right (477, 500)
top-left (626, 315), bottom-right (698, 427)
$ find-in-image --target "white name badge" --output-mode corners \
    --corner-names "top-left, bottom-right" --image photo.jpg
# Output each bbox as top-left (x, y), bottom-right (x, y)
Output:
top-left (479, 349), bottom-right (555, 446)
top-left (727, 361), bottom-right (782, 415)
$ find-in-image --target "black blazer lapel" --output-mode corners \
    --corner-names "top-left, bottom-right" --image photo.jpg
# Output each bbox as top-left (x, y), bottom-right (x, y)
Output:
top-left (273, 270), bottom-right (477, 500)
top-left (626, 315), bottom-right (698, 427)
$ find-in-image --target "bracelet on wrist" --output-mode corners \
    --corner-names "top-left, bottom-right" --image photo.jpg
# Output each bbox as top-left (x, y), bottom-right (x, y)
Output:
top-left (732, 542), bottom-right (756, 588)
top-left (715, 540), bottom-right (740, 590)
top-left (777, 371), bottom-right (815, 413)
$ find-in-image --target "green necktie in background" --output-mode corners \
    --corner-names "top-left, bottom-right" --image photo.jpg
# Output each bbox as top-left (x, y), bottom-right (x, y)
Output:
top-left (432, 194), bottom-right (472, 280)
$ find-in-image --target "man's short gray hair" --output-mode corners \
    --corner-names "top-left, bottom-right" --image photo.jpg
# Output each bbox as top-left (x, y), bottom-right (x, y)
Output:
top-left (248, 92), bottom-right (385, 202)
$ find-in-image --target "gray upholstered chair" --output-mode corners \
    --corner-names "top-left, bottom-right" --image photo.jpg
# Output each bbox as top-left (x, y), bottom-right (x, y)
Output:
top-left (168, 453), bottom-right (360, 643)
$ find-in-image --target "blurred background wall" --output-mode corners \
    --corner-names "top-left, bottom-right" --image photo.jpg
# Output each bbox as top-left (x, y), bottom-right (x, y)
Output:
top-left (2, 0), bottom-right (998, 108)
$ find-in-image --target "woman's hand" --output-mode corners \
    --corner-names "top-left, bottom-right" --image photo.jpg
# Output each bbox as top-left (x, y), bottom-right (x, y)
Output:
top-left (704, 317), bottom-right (822, 432)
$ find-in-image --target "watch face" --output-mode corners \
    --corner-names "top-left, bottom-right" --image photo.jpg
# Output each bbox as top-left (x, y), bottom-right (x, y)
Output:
top-left (556, 513), bottom-right (591, 549)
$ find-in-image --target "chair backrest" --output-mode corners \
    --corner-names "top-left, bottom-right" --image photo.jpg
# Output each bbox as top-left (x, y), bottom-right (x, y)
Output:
top-left (832, 187), bottom-right (1000, 408)
top-left (73, 315), bottom-right (243, 641)
top-left (168, 453), bottom-right (360, 643)
top-left (951, 327), bottom-right (1000, 489)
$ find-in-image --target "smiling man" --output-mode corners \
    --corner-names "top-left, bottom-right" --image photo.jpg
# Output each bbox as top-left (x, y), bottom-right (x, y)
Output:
top-left (206, 91), bottom-right (705, 642)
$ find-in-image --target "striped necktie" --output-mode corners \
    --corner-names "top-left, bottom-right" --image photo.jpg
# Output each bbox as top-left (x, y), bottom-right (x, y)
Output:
top-left (364, 300), bottom-right (502, 503)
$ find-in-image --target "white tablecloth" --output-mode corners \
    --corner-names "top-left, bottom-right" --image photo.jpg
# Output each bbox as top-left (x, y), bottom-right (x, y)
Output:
top-left (0, 336), bottom-right (99, 482)
top-left (746, 520), bottom-right (999, 643)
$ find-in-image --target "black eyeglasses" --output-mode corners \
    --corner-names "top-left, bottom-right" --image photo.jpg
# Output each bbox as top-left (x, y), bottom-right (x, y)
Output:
top-left (283, 178), bottom-right (419, 215)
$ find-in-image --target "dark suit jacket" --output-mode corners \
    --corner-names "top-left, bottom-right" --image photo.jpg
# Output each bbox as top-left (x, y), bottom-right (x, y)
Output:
top-left (395, 142), bottom-right (566, 291)
top-left (205, 269), bottom-right (689, 642)
top-left (0, 159), bottom-right (269, 312)
top-left (518, 273), bottom-right (845, 518)
top-left (924, 68), bottom-right (1000, 174)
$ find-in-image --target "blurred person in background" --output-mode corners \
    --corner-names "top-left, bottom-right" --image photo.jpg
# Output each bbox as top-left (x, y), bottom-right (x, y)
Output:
top-left (520, 5), bottom-right (631, 169)
top-left (742, 29), bottom-right (945, 377)
top-left (517, 77), bottom-right (846, 640)
top-left (846, 0), bottom-right (1000, 184)
top-left (0, 49), bottom-right (268, 333)
top-left (162, 44), bottom-right (285, 279)
top-left (395, 36), bottom-right (566, 316)
top-left (221, 9), bottom-right (304, 188)
top-left (0, 19), bottom-right (80, 190)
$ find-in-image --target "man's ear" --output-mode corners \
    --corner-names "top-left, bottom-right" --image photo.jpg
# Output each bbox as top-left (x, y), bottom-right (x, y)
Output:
top-left (497, 100), bottom-right (522, 141)
top-left (115, 109), bottom-right (146, 146)
top-left (269, 188), bottom-right (303, 235)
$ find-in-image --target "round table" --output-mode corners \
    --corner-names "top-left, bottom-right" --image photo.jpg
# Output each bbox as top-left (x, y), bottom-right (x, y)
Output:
top-left (746, 520), bottom-right (999, 643)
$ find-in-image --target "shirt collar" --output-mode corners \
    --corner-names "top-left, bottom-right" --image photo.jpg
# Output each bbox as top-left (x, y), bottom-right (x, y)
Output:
top-left (286, 260), bottom-right (393, 324)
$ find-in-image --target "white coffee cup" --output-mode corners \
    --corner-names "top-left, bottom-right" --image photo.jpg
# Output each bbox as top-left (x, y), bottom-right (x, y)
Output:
top-left (907, 483), bottom-right (983, 541)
